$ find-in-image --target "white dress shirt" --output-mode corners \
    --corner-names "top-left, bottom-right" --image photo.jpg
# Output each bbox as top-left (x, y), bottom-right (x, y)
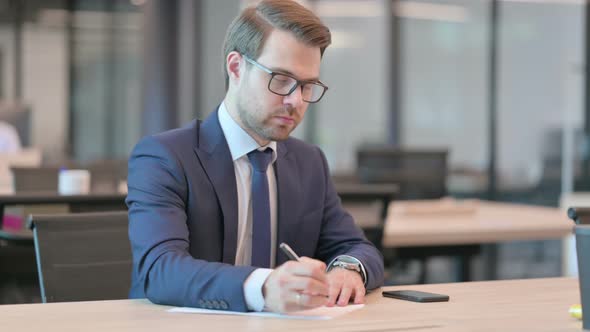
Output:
top-left (217, 102), bottom-right (276, 311)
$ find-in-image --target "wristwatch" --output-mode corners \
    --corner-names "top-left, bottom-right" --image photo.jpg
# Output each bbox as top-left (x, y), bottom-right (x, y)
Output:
top-left (327, 255), bottom-right (367, 285)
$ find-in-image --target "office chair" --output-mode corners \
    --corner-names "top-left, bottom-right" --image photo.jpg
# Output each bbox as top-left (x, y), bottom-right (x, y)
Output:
top-left (357, 147), bottom-right (448, 199)
top-left (28, 211), bottom-right (131, 303)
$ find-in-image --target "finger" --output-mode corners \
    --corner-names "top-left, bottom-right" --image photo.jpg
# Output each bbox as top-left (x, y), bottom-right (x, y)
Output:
top-left (286, 275), bottom-right (329, 296)
top-left (297, 257), bottom-right (327, 281)
top-left (286, 259), bottom-right (327, 283)
top-left (326, 279), bottom-right (341, 306)
top-left (295, 292), bottom-right (329, 310)
top-left (337, 283), bottom-right (353, 306)
top-left (298, 256), bottom-right (327, 271)
top-left (353, 283), bottom-right (366, 304)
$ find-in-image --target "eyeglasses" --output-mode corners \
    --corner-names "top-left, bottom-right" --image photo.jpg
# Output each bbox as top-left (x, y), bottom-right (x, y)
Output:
top-left (243, 56), bottom-right (328, 103)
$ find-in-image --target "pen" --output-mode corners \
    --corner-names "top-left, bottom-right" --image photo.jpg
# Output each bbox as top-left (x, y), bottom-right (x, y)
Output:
top-left (279, 243), bottom-right (300, 261)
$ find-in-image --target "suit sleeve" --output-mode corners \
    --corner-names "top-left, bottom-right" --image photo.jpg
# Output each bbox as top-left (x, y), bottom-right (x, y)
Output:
top-left (312, 147), bottom-right (385, 290)
top-left (126, 136), bottom-right (256, 311)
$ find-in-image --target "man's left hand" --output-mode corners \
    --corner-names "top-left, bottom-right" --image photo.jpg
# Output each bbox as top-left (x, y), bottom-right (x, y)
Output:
top-left (326, 268), bottom-right (365, 306)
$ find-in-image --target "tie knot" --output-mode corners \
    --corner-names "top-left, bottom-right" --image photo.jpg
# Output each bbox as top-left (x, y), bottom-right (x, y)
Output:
top-left (248, 148), bottom-right (273, 173)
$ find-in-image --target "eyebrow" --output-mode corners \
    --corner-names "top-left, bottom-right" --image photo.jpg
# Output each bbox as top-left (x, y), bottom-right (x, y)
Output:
top-left (268, 66), bottom-right (320, 83)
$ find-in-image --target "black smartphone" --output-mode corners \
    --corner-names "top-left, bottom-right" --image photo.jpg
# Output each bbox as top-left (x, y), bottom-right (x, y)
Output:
top-left (382, 290), bottom-right (450, 303)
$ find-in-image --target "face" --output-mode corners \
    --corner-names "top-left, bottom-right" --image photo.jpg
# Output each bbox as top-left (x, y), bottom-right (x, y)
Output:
top-left (229, 29), bottom-right (322, 145)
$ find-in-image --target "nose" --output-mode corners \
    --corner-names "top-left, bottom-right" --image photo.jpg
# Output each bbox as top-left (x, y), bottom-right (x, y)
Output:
top-left (283, 85), bottom-right (304, 108)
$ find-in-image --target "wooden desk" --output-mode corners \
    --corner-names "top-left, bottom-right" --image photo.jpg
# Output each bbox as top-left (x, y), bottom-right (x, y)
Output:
top-left (384, 200), bottom-right (572, 247)
top-left (0, 278), bottom-right (581, 331)
top-left (383, 200), bottom-right (573, 281)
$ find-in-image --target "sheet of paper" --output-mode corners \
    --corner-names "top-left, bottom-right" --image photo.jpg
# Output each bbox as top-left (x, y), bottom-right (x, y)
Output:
top-left (168, 304), bottom-right (364, 320)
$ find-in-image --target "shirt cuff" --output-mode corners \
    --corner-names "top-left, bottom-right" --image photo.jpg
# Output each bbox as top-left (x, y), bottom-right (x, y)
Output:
top-left (327, 255), bottom-right (368, 286)
top-left (243, 268), bottom-right (273, 312)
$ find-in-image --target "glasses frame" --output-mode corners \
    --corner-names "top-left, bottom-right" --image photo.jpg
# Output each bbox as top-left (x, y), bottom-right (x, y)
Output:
top-left (243, 56), bottom-right (328, 103)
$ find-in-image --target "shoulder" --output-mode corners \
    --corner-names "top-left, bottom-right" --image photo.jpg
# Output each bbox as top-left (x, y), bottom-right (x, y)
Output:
top-left (133, 120), bottom-right (198, 155)
top-left (150, 120), bottom-right (198, 147)
top-left (281, 136), bottom-right (328, 171)
top-left (282, 136), bottom-right (320, 153)
top-left (282, 136), bottom-right (324, 158)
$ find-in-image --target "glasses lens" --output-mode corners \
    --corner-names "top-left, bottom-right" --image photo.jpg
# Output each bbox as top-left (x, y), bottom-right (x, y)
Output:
top-left (268, 74), bottom-right (327, 103)
top-left (301, 83), bottom-right (326, 103)
top-left (269, 74), bottom-right (297, 95)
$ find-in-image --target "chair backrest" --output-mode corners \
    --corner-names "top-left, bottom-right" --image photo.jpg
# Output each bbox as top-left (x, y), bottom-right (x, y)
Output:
top-left (28, 211), bottom-right (131, 303)
top-left (11, 166), bottom-right (60, 193)
top-left (357, 147), bottom-right (448, 199)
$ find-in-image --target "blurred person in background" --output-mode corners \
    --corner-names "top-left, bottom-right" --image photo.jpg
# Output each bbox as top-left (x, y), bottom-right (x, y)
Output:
top-left (0, 121), bottom-right (21, 153)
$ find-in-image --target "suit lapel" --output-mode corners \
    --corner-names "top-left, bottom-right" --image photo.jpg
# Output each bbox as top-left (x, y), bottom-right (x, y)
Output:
top-left (193, 110), bottom-right (238, 265)
top-left (275, 141), bottom-right (302, 266)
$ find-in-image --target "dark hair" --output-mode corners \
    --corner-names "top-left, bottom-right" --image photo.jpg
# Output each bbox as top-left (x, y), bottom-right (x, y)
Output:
top-left (222, 0), bottom-right (331, 89)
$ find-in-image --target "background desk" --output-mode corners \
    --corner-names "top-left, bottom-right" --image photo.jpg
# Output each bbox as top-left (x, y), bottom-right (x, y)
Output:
top-left (0, 184), bottom-right (397, 224)
top-left (0, 193), bottom-right (128, 243)
top-left (0, 192), bottom-right (128, 220)
top-left (0, 185), bottom-right (396, 236)
top-left (0, 278), bottom-right (580, 331)
top-left (383, 200), bottom-right (573, 281)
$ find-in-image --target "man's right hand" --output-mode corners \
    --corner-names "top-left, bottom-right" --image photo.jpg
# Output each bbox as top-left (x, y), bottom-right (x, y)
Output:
top-left (262, 257), bottom-right (329, 313)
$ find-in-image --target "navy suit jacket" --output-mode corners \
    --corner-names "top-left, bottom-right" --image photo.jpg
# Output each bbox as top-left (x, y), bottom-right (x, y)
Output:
top-left (126, 110), bottom-right (384, 311)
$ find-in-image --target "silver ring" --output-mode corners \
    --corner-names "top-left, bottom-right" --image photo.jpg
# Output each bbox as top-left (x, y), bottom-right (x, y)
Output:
top-left (296, 293), bottom-right (302, 306)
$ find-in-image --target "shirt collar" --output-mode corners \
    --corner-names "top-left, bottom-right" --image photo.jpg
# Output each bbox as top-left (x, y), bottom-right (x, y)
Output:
top-left (218, 101), bottom-right (277, 163)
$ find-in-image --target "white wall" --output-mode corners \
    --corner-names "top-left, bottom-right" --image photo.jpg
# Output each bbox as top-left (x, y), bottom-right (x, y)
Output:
top-left (199, 0), bottom-right (241, 118)
top-left (0, 25), bottom-right (15, 99)
top-left (316, 0), bottom-right (391, 172)
top-left (400, 1), bottom-right (585, 190)
top-left (22, 24), bottom-right (68, 161)
top-left (400, 0), bottom-right (489, 172)
top-left (497, 2), bottom-right (584, 188)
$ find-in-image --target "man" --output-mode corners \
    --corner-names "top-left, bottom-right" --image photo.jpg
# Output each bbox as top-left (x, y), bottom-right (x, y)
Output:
top-left (127, 0), bottom-right (384, 313)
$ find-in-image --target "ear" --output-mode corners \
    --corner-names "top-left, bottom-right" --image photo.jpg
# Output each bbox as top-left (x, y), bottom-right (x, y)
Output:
top-left (226, 51), bottom-right (244, 85)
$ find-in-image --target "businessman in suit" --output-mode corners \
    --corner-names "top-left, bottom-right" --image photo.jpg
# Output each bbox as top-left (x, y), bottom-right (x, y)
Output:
top-left (127, 0), bottom-right (384, 313)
